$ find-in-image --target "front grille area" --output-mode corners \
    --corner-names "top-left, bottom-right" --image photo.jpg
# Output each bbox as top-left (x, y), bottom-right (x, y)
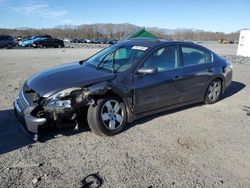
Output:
top-left (17, 89), bottom-right (29, 111)
top-left (16, 83), bottom-right (40, 111)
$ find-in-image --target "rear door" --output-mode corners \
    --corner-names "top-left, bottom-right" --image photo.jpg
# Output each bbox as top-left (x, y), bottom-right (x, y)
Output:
top-left (133, 45), bottom-right (183, 114)
top-left (180, 45), bottom-right (214, 102)
top-left (0, 36), bottom-right (4, 47)
top-left (42, 38), bottom-right (50, 47)
top-left (0, 36), bottom-right (7, 47)
top-left (51, 39), bottom-right (58, 47)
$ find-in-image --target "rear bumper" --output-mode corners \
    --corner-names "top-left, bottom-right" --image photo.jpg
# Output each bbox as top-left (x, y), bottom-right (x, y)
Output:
top-left (14, 100), bottom-right (46, 134)
top-left (224, 68), bottom-right (233, 90)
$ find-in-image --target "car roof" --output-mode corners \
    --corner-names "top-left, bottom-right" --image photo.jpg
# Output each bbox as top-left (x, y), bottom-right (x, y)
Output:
top-left (119, 37), bottom-right (209, 51)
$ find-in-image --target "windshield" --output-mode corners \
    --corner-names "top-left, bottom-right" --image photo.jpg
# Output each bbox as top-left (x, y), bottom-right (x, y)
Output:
top-left (83, 44), bottom-right (148, 73)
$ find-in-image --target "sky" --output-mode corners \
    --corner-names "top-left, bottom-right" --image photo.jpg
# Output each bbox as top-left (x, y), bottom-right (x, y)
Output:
top-left (0, 0), bottom-right (249, 33)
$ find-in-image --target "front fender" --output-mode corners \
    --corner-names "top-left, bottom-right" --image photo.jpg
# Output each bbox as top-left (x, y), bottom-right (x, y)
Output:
top-left (87, 81), bottom-right (134, 122)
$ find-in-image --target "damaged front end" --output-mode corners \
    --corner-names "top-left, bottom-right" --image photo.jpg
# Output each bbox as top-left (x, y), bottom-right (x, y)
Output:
top-left (14, 84), bottom-right (96, 137)
top-left (42, 87), bottom-right (95, 128)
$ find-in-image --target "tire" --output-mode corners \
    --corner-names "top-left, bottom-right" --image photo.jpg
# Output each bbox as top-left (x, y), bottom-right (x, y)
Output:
top-left (37, 44), bottom-right (43, 48)
top-left (87, 96), bottom-right (127, 136)
top-left (6, 44), bottom-right (13, 49)
top-left (205, 79), bottom-right (222, 104)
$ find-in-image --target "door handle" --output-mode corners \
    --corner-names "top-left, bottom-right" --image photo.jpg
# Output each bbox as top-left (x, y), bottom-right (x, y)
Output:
top-left (172, 76), bottom-right (183, 81)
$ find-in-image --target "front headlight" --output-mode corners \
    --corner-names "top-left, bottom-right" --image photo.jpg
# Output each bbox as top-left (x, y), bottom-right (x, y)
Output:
top-left (44, 87), bottom-right (82, 110)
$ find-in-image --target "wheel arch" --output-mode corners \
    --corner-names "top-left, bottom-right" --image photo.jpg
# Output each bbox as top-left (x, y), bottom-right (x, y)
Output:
top-left (215, 76), bottom-right (226, 93)
top-left (204, 76), bottom-right (224, 101)
top-left (86, 82), bottom-right (133, 123)
top-left (5, 43), bottom-right (13, 48)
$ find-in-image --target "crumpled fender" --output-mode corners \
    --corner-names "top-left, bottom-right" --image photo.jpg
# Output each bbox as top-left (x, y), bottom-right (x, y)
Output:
top-left (87, 81), bottom-right (132, 106)
top-left (86, 81), bottom-right (134, 122)
top-left (87, 81), bottom-right (111, 95)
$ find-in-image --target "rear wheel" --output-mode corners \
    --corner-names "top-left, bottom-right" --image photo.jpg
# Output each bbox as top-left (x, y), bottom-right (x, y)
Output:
top-left (205, 79), bottom-right (222, 104)
top-left (6, 44), bottom-right (13, 49)
top-left (87, 96), bottom-right (127, 136)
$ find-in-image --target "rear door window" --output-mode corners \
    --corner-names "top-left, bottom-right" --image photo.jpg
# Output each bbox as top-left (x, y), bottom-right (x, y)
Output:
top-left (181, 46), bottom-right (212, 66)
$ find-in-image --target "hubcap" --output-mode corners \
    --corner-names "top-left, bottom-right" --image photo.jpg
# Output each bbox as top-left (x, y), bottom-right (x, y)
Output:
top-left (208, 81), bottom-right (221, 101)
top-left (101, 100), bottom-right (124, 130)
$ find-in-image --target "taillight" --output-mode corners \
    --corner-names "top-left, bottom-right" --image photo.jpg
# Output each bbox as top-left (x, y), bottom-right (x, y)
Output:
top-left (223, 66), bottom-right (232, 73)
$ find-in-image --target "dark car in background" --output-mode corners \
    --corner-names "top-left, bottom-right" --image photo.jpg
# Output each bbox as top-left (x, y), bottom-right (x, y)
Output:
top-left (91, 38), bottom-right (102, 44)
top-left (0, 35), bottom-right (16, 49)
top-left (20, 35), bottom-right (52, 47)
top-left (14, 39), bottom-right (232, 139)
top-left (32, 38), bottom-right (64, 48)
top-left (99, 38), bottom-right (108, 44)
top-left (72, 38), bottom-right (83, 43)
top-left (107, 39), bottom-right (118, 44)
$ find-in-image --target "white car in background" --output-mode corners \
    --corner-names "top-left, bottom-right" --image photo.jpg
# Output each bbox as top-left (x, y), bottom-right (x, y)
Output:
top-left (63, 38), bottom-right (72, 43)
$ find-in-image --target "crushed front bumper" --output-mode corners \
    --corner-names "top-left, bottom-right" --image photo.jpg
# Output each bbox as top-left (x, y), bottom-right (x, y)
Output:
top-left (14, 99), bottom-right (46, 134)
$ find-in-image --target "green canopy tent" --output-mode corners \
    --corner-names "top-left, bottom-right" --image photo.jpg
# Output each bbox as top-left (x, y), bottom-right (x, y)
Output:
top-left (120, 28), bottom-right (158, 41)
top-left (115, 28), bottom-right (158, 62)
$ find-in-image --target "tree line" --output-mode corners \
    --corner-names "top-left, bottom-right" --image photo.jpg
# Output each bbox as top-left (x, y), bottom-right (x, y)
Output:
top-left (0, 23), bottom-right (240, 41)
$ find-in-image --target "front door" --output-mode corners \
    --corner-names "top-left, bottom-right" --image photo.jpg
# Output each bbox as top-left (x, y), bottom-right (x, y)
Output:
top-left (133, 45), bottom-right (183, 114)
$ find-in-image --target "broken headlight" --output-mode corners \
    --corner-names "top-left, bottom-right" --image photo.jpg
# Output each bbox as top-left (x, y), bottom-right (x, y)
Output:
top-left (44, 88), bottom-right (82, 110)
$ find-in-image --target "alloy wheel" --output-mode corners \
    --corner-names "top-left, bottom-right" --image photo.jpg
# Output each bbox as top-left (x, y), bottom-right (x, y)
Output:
top-left (208, 80), bottom-right (221, 102)
top-left (101, 100), bottom-right (124, 130)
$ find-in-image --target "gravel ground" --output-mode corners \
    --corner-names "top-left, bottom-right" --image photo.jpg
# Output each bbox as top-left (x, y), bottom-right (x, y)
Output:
top-left (0, 46), bottom-right (250, 187)
top-left (65, 42), bottom-right (109, 49)
top-left (201, 43), bottom-right (238, 56)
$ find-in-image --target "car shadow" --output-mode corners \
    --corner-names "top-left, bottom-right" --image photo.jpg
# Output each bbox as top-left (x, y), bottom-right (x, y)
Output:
top-left (0, 109), bottom-right (33, 155)
top-left (125, 81), bottom-right (246, 131)
top-left (0, 109), bottom-right (89, 155)
top-left (38, 124), bottom-right (90, 142)
top-left (221, 81), bottom-right (246, 100)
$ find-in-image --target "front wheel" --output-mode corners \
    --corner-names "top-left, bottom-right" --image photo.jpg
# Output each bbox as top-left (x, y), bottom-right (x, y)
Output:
top-left (37, 44), bottom-right (43, 48)
top-left (205, 79), bottom-right (222, 104)
top-left (87, 96), bottom-right (127, 136)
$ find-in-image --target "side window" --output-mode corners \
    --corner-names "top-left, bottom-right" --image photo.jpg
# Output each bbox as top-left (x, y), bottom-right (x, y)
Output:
top-left (143, 46), bottom-right (178, 72)
top-left (181, 46), bottom-right (211, 66)
top-left (99, 46), bottom-right (145, 72)
top-left (104, 47), bottom-right (130, 61)
top-left (115, 48), bottom-right (130, 59)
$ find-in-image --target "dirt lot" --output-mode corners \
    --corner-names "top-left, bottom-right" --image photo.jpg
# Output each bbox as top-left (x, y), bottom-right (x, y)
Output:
top-left (201, 43), bottom-right (238, 56)
top-left (0, 46), bottom-right (249, 187)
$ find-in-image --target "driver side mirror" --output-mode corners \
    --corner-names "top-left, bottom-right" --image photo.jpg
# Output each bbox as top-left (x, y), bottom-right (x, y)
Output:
top-left (137, 67), bottom-right (158, 75)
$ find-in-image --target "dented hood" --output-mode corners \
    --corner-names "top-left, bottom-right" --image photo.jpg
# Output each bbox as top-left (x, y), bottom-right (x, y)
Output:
top-left (27, 62), bottom-right (115, 97)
